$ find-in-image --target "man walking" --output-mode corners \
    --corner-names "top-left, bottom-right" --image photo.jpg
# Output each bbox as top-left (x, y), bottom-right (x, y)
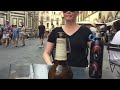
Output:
top-left (38, 22), bottom-right (45, 48)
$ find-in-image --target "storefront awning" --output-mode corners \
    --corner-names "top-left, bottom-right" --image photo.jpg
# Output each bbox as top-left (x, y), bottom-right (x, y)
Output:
top-left (106, 19), bottom-right (120, 26)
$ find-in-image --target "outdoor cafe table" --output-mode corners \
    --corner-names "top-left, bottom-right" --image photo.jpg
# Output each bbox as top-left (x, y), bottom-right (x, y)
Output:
top-left (8, 63), bottom-right (116, 79)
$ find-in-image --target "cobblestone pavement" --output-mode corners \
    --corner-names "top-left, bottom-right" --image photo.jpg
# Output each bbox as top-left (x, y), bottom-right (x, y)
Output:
top-left (0, 38), bottom-right (116, 79)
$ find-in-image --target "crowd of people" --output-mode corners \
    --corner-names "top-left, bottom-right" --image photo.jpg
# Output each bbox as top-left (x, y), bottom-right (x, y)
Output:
top-left (0, 20), bottom-right (26, 47)
top-left (0, 19), bottom-right (56, 48)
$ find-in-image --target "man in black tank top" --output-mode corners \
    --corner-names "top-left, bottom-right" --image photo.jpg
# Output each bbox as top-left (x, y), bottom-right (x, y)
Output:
top-left (38, 22), bottom-right (45, 48)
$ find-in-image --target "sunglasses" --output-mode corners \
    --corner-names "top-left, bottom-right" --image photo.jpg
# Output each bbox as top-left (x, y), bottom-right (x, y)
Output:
top-left (63, 11), bottom-right (76, 13)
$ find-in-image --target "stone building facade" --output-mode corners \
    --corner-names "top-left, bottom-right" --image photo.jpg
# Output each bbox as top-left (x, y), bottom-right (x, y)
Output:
top-left (0, 11), bottom-right (39, 33)
top-left (79, 11), bottom-right (120, 23)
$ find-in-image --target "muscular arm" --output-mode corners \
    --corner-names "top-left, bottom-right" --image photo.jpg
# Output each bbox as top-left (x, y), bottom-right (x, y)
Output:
top-left (43, 42), bottom-right (55, 65)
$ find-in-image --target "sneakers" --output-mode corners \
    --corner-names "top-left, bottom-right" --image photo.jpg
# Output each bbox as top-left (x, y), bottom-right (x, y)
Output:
top-left (21, 44), bottom-right (25, 47)
top-left (39, 45), bottom-right (44, 48)
top-left (39, 45), bottom-right (41, 48)
top-left (41, 45), bottom-right (44, 48)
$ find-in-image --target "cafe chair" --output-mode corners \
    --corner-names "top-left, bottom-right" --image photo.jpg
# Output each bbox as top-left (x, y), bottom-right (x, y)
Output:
top-left (107, 43), bottom-right (120, 76)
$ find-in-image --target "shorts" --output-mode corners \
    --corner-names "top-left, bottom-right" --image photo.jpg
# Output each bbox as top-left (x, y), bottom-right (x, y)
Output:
top-left (6, 33), bottom-right (9, 38)
top-left (12, 34), bottom-right (19, 41)
top-left (20, 32), bottom-right (26, 38)
top-left (3, 34), bottom-right (9, 39)
top-left (39, 34), bottom-right (44, 39)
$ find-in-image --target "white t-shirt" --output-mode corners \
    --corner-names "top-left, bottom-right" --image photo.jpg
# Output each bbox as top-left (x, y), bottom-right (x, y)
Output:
top-left (110, 30), bottom-right (120, 65)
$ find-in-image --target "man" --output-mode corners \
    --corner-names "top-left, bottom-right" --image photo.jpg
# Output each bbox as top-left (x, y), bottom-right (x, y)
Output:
top-left (38, 22), bottom-right (45, 48)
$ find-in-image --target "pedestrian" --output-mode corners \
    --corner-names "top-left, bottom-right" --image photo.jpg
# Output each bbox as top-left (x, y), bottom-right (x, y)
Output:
top-left (12, 25), bottom-right (19, 47)
top-left (38, 21), bottom-right (45, 48)
top-left (20, 22), bottom-right (26, 46)
top-left (9, 26), bottom-right (13, 45)
top-left (43, 11), bottom-right (93, 67)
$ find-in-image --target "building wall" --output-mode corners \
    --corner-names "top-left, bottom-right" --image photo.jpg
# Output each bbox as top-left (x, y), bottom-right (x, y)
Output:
top-left (39, 11), bottom-right (63, 32)
top-left (0, 11), bottom-right (39, 33)
top-left (79, 11), bottom-right (117, 23)
top-left (115, 11), bottom-right (120, 19)
top-left (0, 11), bottom-right (7, 25)
top-left (10, 11), bottom-right (25, 27)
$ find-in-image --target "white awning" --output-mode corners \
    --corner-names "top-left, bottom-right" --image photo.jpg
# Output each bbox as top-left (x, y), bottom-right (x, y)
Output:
top-left (106, 19), bottom-right (120, 26)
